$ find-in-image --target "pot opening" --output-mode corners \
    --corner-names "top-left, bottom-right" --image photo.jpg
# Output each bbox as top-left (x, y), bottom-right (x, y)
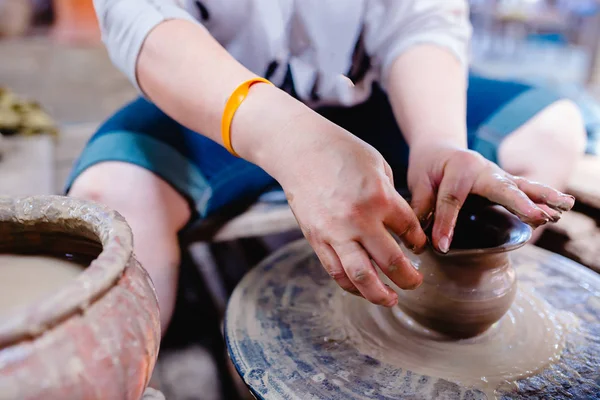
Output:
top-left (0, 219), bottom-right (103, 260)
top-left (427, 195), bottom-right (532, 253)
top-left (0, 220), bottom-right (103, 318)
top-left (0, 196), bottom-right (134, 349)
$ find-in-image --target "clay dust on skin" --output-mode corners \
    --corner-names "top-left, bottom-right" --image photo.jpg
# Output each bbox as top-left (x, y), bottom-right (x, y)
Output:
top-left (334, 284), bottom-right (579, 399)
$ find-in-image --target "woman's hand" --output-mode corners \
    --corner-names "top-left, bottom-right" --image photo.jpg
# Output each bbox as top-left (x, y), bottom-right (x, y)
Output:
top-left (268, 125), bottom-right (428, 307)
top-left (407, 141), bottom-right (575, 253)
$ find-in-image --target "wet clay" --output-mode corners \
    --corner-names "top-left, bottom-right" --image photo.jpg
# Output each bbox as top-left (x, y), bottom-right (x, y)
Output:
top-left (337, 203), bottom-right (564, 395)
top-left (394, 249), bottom-right (518, 338)
top-left (387, 198), bottom-right (532, 338)
top-left (0, 255), bottom-right (84, 318)
top-left (335, 283), bottom-right (574, 396)
top-left (226, 240), bottom-right (600, 399)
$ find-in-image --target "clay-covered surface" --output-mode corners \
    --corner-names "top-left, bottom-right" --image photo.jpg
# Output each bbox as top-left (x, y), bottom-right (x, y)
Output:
top-left (0, 195), bottom-right (161, 400)
top-left (225, 240), bottom-right (600, 400)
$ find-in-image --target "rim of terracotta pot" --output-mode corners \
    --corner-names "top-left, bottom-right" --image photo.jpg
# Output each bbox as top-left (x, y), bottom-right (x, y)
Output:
top-left (0, 195), bottom-right (133, 348)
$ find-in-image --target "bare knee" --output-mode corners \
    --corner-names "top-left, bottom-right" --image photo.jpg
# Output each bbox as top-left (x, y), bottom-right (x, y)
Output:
top-left (538, 99), bottom-right (587, 157)
top-left (499, 99), bottom-right (587, 187)
top-left (69, 162), bottom-right (191, 229)
top-left (69, 161), bottom-right (191, 332)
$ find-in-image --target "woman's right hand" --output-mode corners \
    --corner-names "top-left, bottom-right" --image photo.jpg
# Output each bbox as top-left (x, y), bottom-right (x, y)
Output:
top-left (226, 83), bottom-right (427, 307)
top-left (258, 118), bottom-right (428, 307)
top-left (132, 18), bottom-right (425, 304)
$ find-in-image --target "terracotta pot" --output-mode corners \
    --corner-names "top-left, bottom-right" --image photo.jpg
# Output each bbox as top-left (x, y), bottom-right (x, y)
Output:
top-left (52, 0), bottom-right (101, 44)
top-left (396, 196), bottom-right (533, 339)
top-left (0, 195), bottom-right (161, 399)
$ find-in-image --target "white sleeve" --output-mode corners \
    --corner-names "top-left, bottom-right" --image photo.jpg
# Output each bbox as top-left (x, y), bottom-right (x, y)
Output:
top-left (363, 0), bottom-right (472, 90)
top-left (93, 0), bottom-right (202, 93)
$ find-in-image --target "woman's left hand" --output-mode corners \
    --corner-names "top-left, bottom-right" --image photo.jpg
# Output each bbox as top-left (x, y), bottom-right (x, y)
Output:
top-left (407, 141), bottom-right (575, 253)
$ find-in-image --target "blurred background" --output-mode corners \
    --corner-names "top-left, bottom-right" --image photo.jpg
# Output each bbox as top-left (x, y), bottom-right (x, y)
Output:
top-left (2, 1), bottom-right (600, 398)
top-left (1, 0), bottom-right (600, 191)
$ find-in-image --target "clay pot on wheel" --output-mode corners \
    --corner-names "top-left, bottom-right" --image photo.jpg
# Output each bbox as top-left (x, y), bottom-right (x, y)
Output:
top-left (395, 195), bottom-right (532, 339)
top-left (0, 195), bottom-right (161, 399)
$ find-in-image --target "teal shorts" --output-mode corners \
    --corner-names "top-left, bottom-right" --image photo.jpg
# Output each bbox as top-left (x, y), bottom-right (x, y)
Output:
top-left (64, 73), bottom-right (563, 221)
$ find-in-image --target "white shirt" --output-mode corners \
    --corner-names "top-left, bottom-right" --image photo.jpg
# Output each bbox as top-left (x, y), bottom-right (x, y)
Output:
top-left (94, 0), bottom-right (471, 107)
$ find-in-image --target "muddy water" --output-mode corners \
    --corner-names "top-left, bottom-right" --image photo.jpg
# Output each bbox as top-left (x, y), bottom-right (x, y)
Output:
top-left (0, 254), bottom-right (86, 317)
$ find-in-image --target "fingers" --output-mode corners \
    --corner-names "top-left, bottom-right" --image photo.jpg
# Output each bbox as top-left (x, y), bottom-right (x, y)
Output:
top-left (432, 163), bottom-right (477, 253)
top-left (473, 173), bottom-right (552, 226)
top-left (511, 176), bottom-right (575, 212)
top-left (409, 178), bottom-right (436, 230)
top-left (313, 242), bottom-right (361, 297)
top-left (360, 227), bottom-right (423, 290)
top-left (537, 204), bottom-right (561, 222)
top-left (332, 241), bottom-right (398, 307)
top-left (384, 192), bottom-right (428, 254)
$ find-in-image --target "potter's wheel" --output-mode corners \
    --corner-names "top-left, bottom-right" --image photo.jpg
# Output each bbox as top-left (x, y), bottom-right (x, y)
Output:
top-left (225, 240), bottom-right (600, 400)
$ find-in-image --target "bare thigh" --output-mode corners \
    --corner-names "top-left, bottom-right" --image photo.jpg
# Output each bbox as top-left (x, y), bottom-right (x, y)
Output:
top-left (69, 161), bottom-right (191, 332)
top-left (498, 99), bottom-right (586, 241)
top-left (498, 99), bottom-right (586, 190)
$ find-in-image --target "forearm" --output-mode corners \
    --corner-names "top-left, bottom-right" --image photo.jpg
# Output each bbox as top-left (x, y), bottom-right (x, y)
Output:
top-left (137, 19), bottom-right (255, 146)
top-left (386, 44), bottom-right (468, 149)
top-left (137, 19), bottom-right (319, 167)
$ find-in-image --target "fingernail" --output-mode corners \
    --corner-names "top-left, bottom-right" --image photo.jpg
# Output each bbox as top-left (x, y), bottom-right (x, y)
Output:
top-left (538, 208), bottom-right (554, 222)
top-left (438, 236), bottom-right (450, 253)
top-left (558, 195), bottom-right (575, 211)
top-left (385, 297), bottom-right (398, 307)
top-left (407, 243), bottom-right (425, 255)
top-left (413, 245), bottom-right (426, 255)
top-left (405, 279), bottom-right (422, 290)
top-left (542, 207), bottom-right (561, 222)
top-left (419, 211), bottom-right (434, 230)
top-left (530, 218), bottom-right (550, 228)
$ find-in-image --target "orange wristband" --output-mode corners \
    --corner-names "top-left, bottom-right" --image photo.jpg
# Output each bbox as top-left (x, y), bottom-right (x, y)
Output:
top-left (221, 77), bottom-right (273, 157)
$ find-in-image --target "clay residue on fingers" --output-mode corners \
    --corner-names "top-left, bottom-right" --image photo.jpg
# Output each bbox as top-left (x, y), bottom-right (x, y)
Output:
top-left (555, 195), bottom-right (576, 212)
top-left (510, 205), bottom-right (551, 226)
